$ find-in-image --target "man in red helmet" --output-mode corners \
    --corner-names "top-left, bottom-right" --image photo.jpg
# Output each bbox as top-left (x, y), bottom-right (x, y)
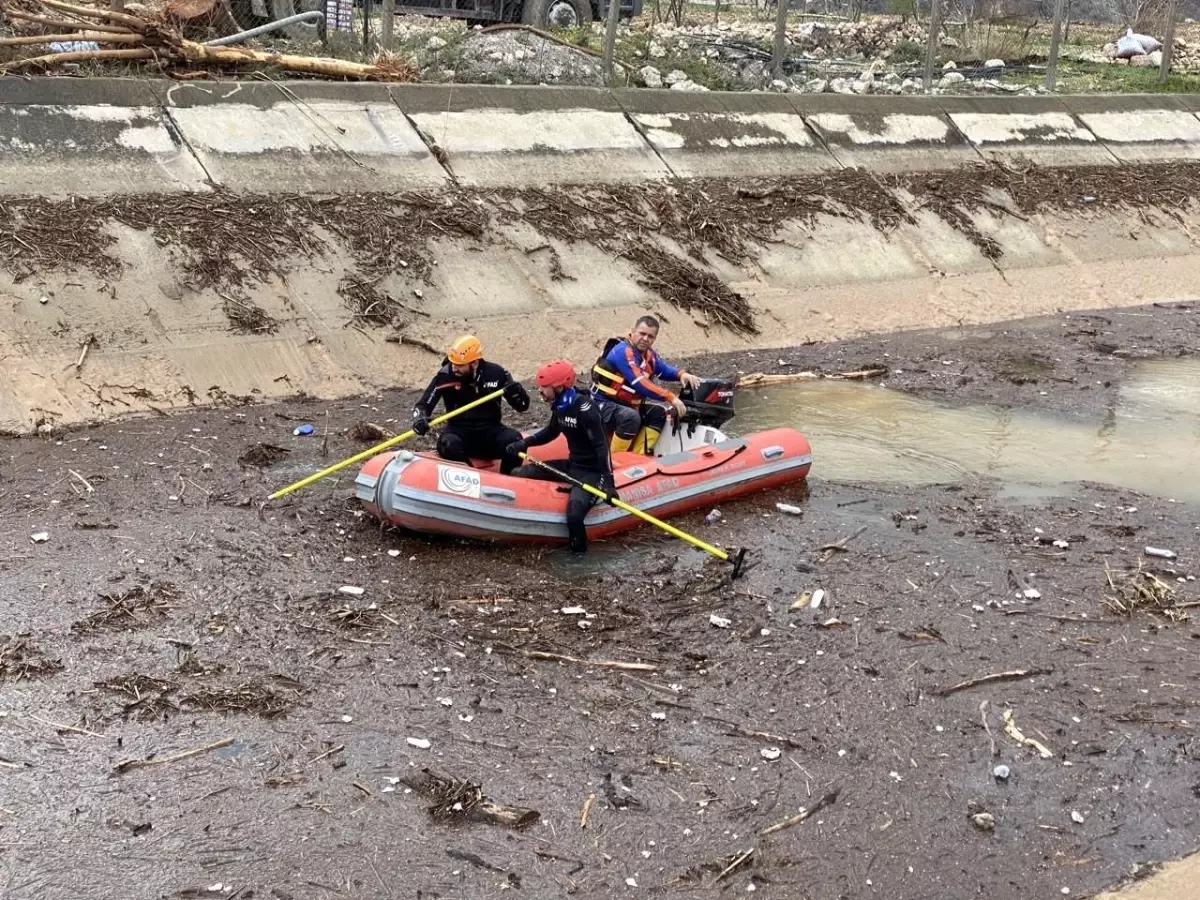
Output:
top-left (412, 334), bottom-right (530, 474)
top-left (506, 360), bottom-right (615, 554)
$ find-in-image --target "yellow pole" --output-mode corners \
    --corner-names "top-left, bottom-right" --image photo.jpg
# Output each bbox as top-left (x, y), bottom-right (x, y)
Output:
top-left (517, 453), bottom-right (732, 563)
top-left (269, 388), bottom-right (507, 501)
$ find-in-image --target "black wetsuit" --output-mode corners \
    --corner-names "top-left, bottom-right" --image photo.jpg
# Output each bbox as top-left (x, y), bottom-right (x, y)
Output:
top-left (413, 360), bottom-right (530, 474)
top-left (510, 387), bottom-right (615, 553)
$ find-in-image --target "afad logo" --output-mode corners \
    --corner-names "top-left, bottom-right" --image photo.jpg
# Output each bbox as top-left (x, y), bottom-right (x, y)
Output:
top-left (437, 464), bottom-right (482, 499)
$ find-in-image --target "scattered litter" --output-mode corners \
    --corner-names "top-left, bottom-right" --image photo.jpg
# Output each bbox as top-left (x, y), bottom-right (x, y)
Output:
top-left (340, 714), bottom-right (353, 723)
top-left (789, 591), bottom-right (812, 610)
top-left (560, 606), bottom-right (587, 615)
top-left (293, 424), bottom-right (315, 437)
top-left (1002, 709), bottom-right (1054, 759)
top-left (1053, 540), bottom-right (1070, 549)
top-left (30, 532), bottom-right (49, 543)
top-left (760, 747), bottom-right (781, 761)
top-left (1023, 587), bottom-right (1042, 600)
top-left (406, 737), bottom-right (431, 749)
top-left (626, 877), bottom-right (638, 888)
top-left (993, 764), bottom-right (1011, 781)
top-left (1071, 810), bottom-right (1085, 824)
top-left (338, 586), bottom-right (365, 596)
top-left (651, 712), bottom-right (667, 721)
top-left (387, 549), bottom-right (401, 557)
top-left (438, 697), bottom-right (453, 707)
top-left (1145, 547), bottom-right (1177, 560)
top-left (709, 613), bottom-right (732, 629)
top-left (704, 509), bottom-right (723, 525)
top-left (775, 503), bottom-right (803, 516)
top-left (971, 812), bottom-right (996, 832)
top-left (459, 714), bottom-right (474, 723)
top-left (811, 589), bottom-right (825, 610)
top-left (39, 295), bottom-right (49, 304)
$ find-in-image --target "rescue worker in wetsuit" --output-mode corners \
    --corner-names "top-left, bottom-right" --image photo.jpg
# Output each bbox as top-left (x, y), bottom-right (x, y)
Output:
top-left (506, 360), bottom-right (616, 555)
top-left (411, 334), bottom-right (530, 475)
top-left (591, 315), bottom-right (703, 456)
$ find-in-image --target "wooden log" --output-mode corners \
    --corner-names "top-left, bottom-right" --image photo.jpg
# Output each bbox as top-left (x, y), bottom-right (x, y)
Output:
top-left (38, 0), bottom-right (148, 30)
top-left (176, 39), bottom-right (418, 81)
top-left (0, 46), bottom-right (156, 69)
top-left (0, 32), bottom-right (145, 45)
top-left (0, 10), bottom-right (137, 33)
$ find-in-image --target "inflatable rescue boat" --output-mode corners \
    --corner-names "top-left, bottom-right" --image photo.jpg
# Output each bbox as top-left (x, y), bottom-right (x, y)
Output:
top-left (356, 378), bottom-right (811, 544)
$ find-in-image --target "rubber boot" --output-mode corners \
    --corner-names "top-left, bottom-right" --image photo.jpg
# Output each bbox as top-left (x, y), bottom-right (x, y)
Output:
top-left (634, 427), bottom-right (661, 455)
top-left (609, 433), bottom-right (634, 454)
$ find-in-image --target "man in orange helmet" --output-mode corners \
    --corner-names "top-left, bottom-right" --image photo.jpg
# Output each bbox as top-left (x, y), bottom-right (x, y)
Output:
top-left (412, 334), bottom-right (530, 474)
top-left (506, 360), bottom-right (615, 554)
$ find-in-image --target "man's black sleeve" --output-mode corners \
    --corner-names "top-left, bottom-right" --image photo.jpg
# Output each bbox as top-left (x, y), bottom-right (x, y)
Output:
top-left (413, 369), bottom-right (446, 418)
top-left (524, 413), bottom-right (560, 448)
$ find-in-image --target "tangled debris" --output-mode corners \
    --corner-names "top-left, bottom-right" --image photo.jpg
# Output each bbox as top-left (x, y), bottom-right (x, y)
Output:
top-left (338, 274), bottom-right (412, 329)
top-left (1104, 561), bottom-right (1187, 621)
top-left (4, 163), bottom-right (1200, 338)
top-left (221, 293), bottom-right (278, 335)
top-left (0, 636), bottom-right (64, 682)
top-left (71, 582), bottom-right (178, 633)
top-left (400, 767), bottom-right (540, 829)
top-left (237, 443), bottom-right (290, 468)
top-left (97, 673), bottom-right (179, 721)
top-left (0, 0), bottom-right (419, 81)
top-left (181, 681), bottom-right (296, 718)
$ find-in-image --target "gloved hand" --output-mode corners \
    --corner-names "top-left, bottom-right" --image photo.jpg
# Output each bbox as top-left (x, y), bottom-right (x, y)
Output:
top-left (412, 413), bottom-right (430, 437)
top-left (680, 371), bottom-right (702, 391)
top-left (504, 381), bottom-right (531, 413)
top-left (598, 473), bottom-right (618, 503)
top-left (670, 396), bottom-right (688, 420)
top-left (505, 439), bottom-right (527, 459)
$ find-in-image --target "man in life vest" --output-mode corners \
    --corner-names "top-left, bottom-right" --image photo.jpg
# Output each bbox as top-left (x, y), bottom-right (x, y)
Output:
top-left (591, 315), bottom-right (702, 455)
top-left (506, 360), bottom-right (616, 554)
top-left (412, 334), bottom-right (530, 474)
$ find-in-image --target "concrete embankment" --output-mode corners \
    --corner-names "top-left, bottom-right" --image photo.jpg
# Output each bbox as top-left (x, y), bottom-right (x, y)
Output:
top-left (3, 78), bottom-right (1200, 432)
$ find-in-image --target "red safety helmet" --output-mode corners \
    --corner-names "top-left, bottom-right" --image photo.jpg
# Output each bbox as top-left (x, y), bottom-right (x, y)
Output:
top-left (535, 360), bottom-right (576, 390)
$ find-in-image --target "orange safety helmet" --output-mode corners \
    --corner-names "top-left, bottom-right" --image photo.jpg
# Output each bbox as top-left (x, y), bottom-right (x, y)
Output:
top-left (535, 359), bottom-right (576, 390)
top-left (446, 334), bottom-right (483, 366)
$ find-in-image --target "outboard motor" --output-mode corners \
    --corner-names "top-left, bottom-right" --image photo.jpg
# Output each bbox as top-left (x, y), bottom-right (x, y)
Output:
top-left (679, 377), bottom-right (737, 428)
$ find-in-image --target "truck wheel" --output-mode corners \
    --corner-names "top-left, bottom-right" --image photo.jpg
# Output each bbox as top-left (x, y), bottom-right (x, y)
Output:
top-left (520, 0), bottom-right (592, 28)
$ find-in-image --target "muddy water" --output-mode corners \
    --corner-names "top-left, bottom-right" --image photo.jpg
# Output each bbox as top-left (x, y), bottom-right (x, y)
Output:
top-left (733, 358), bottom-right (1200, 504)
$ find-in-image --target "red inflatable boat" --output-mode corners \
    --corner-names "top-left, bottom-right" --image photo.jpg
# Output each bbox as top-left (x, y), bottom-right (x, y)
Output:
top-left (356, 378), bottom-right (811, 545)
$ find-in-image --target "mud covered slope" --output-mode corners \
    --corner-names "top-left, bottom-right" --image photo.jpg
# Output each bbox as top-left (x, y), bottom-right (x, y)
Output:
top-left (4, 160), bottom-right (1200, 433)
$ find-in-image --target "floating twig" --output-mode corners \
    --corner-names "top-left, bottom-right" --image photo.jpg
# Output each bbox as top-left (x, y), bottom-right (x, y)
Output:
top-left (738, 368), bottom-right (887, 387)
top-left (67, 469), bottom-right (94, 493)
top-left (1002, 709), bottom-right (1053, 759)
top-left (980, 700), bottom-right (998, 758)
top-left (819, 526), bottom-right (868, 562)
top-left (113, 736), bottom-right (234, 773)
top-left (759, 788), bottom-right (841, 836)
top-left (495, 645), bottom-right (657, 672)
top-left (580, 792), bottom-right (595, 829)
top-left (29, 714), bottom-right (100, 737)
top-left (714, 848), bottom-right (756, 883)
top-left (935, 667), bottom-right (1051, 697)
